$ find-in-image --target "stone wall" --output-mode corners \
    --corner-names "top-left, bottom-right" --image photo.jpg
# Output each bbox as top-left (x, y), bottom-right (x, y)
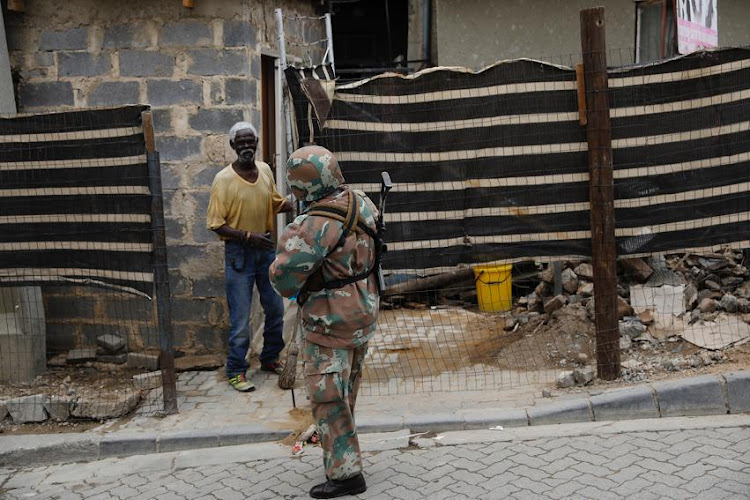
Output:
top-left (4, 0), bottom-right (324, 355)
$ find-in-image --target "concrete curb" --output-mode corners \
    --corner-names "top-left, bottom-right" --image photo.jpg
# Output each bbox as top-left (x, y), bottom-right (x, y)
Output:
top-left (2, 370), bottom-right (749, 467)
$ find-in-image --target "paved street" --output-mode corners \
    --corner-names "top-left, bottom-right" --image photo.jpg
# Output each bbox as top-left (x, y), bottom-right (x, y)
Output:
top-left (2, 415), bottom-right (749, 499)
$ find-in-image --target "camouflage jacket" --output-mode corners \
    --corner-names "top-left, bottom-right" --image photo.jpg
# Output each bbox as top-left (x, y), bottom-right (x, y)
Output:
top-left (270, 186), bottom-right (379, 349)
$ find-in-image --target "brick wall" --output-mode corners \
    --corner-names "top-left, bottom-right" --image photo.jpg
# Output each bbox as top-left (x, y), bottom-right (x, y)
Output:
top-left (4, 0), bottom-right (324, 355)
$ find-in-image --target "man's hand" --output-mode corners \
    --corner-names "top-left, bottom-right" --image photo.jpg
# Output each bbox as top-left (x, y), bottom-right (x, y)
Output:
top-left (245, 231), bottom-right (275, 250)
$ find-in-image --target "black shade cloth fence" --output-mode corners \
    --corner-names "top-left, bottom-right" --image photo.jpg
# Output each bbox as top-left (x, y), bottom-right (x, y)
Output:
top-left (286, 48), bottom-right (750, 274)
top-left (0, 105), bottom-right (154, 296)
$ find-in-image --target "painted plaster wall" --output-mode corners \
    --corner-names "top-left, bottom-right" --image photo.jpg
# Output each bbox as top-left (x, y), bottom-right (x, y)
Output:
top-left (435, 0), bottom-right (750, 69)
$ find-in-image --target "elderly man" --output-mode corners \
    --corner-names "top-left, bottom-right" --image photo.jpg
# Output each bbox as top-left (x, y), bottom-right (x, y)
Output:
top-left (270, 145), bottom-right (379, 498)
top-left (206, 122), bottom-right (293, 392)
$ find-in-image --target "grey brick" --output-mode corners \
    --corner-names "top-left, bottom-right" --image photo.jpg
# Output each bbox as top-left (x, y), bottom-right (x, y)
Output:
top-left (100, 433), bottom-right (157, 458)
top-left (189, 108), bottom-right (244, 133)
top-left (225, 78), bottom-right (257, 105)
top-left (103, 296), bottom-right (154, 321)
top-left (40, 28), bottom-right (87, 51)
top-left (654, 374), bottom-right (726, 417)
top-left (591, 385), bottom-right (659, 421)
top-left (192, 324), bottom-right (225, 350)
top-left (169, 269), bottom-right (192, 296)
top-left (126, 352), bottom-right (160, 370)
top-left (44, 295), bottom-right (95, 320)
top-left (724, 371), bottom-right (750, 413)
top-left (146, 79), bottom-right (202, 106)
top-left (19, 81), bottom-right (74, 107)
top-left (160, 21), bottom-right (212, 46)
top-left (170, 295), bottom-right (214, 322)
top-left (188, 49), bottom-right (247, 76)
top-left (155, 136), bottom-right (201, 161)
top-left (528, 398), bottom-right (593, 425)
top-left (210, 80), bottom-right (223, 105)
top-left (120, 50), bottom-right (175, 77)
top-left (250, 56), bottom-right (261, 79)
top-left (151, 108), bottom-right (172, 133)
top-left (103, 24), bottom-right (150, 49)
top-left (223, 20), bottom-right (256, 47)
top-left (194, 164), bottom-right (223, 187)
top-left (46, 323), bottom-right (78, 353)
top-left (33, 52), bottom-right (54, 66)
top-left (191, 219), bottom-right (216, 244)
top-left (192, 276), bottom-right (224, 298)
top-left (88, 81), bottom-right (140, 107)
top-left (58, 52), bottom-right (111, 77)
top-left (165, 216), bottom-right (187, 241)
top-left (81, 324), bottom-right (129, 344)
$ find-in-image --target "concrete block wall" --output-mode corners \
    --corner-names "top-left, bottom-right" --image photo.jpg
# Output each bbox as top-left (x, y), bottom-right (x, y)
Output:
top-left (4, 0), bottom-right (324, 356)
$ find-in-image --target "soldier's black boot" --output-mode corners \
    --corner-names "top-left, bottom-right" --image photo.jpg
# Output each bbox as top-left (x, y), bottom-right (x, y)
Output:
top-left (309, 473), bottom-right (367, 498)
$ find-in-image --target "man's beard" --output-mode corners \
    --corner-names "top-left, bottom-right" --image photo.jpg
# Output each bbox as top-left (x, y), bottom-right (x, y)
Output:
top-left (238, 149), bottom-right (255, 162)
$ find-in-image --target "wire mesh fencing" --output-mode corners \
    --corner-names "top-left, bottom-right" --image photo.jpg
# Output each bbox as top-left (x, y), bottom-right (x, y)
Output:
top-left (285, 45), bottom-right (750, 396)
top-left (0, 105), bottom-right (175, 427)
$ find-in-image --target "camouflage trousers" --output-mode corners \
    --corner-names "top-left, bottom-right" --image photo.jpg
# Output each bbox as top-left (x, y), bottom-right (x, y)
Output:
top-left (302, 339), bottom-right (368, 480)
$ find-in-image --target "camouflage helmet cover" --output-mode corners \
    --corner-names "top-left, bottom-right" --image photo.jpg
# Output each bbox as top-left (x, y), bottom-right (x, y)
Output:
top-left (286, 145), bottom-right (345, 203)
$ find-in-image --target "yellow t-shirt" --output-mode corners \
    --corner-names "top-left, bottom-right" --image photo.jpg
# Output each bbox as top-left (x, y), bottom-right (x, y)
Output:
top-left (206, 161), bottom-right (286, 239)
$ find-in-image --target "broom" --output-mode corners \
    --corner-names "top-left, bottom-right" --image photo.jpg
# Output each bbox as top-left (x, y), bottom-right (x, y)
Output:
top-left (278, 306), bottom-right (301, 390)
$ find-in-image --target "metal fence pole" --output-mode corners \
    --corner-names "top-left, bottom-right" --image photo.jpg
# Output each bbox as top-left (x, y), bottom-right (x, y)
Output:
top-left (142, 110), bottom-right (178, 414)
top-left (580, 7), bottom-right (620, 381)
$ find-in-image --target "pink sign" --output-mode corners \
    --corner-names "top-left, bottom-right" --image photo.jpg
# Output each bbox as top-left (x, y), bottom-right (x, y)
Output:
top-left (677, 0), bottom-right (718, 54)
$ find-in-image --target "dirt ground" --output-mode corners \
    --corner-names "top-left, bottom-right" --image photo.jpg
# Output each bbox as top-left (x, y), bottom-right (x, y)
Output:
top-left (3, 303), bottom-right (750, 434)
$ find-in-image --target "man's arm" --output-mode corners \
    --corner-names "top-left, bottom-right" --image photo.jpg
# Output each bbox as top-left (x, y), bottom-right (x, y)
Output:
top-left (213, 224), bottom-right (274, 250)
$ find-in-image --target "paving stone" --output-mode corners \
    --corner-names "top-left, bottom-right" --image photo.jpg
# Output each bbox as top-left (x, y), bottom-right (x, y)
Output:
top-left (127, 352), bottom-right (160, 370)
top-left (97, 334), bottom-right (126, 353)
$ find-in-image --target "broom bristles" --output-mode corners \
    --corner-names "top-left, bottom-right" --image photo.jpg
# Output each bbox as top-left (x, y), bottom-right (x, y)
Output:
top-left (278, 342), bottom-right (299, 390)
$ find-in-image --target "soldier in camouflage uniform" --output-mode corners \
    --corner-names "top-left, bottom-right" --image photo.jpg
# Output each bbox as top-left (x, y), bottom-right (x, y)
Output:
top-left (270, 145), bottom-right (378, 499)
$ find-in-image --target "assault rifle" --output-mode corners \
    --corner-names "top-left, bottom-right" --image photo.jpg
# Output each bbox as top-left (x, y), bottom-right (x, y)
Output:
top-left (376, 171), bottom-right (392, 295)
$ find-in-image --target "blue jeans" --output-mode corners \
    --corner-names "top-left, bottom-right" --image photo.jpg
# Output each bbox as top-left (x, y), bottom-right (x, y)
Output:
top-left (224, 241), bottom-right (285, 377)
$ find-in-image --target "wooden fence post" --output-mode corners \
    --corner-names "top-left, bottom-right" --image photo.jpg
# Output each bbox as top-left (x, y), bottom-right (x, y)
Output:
top-left (142, 110), bottom-right (178, 413)
top-left (580, 7), bottom-right (620, 381)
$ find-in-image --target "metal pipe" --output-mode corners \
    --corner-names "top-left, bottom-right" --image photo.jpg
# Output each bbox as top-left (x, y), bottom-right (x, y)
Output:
top-left (324, 12), bottom-right (336, 73)
top-left (422, 0), bottom-right (431, 64)
top-left (274, 9), bottom-right (294, 161)
top-left (274, 58), bottom-right (287, 238)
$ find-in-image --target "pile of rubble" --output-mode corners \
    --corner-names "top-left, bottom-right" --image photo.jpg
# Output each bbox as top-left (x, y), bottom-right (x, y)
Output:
top-left (504, 250), bottom-right (750, 388)
top-left (0, 334), bottom-right (164, 425)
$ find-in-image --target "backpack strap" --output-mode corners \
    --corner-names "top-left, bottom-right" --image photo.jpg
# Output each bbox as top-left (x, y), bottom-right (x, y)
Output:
top-left (305, 191), bottom-right (378, 290)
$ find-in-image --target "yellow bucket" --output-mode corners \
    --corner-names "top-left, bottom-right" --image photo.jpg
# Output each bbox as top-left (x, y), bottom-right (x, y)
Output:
top-left (473, 263), bottom-right (512, 312)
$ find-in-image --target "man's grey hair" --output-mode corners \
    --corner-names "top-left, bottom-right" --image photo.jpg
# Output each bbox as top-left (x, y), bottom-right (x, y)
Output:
top-left (229, 122), bottom-right (258, 143)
